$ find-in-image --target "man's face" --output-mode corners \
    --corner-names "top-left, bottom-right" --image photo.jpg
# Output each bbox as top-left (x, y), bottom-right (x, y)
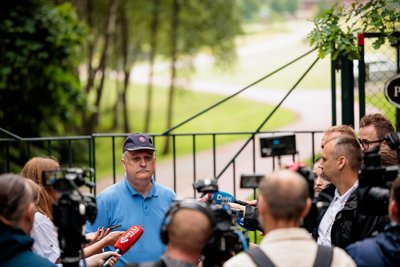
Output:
top-left (122, 150), bottom-right (155, 182)
top-left (319, 141), bottom-right (339, 184)
top-left (359, 125), bottom-right (380, 152)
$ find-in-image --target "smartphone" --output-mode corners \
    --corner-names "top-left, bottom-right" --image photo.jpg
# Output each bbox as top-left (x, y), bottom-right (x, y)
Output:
top-left (109, 224), bottom-right (121, 230)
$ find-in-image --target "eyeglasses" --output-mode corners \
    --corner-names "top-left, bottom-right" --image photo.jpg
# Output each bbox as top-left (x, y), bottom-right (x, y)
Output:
top-left (358, 138), bottom-right (384, 150)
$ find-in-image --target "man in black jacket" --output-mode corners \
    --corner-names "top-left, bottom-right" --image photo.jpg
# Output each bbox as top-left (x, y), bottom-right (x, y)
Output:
top-left (313, 136), bottom-right (388, 248)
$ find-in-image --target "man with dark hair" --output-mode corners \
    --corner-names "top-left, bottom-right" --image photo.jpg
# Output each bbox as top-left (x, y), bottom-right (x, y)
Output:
top-left (224, 170), bottom-right (355, 267)
top-left (346, 177), bottom-right (400, 267)
top-left (314, 137), bottom-right (387, 248)
top-left (86, 134), bottom-right (176, 266)
top-left (359, 113), bottom-right (398, 166)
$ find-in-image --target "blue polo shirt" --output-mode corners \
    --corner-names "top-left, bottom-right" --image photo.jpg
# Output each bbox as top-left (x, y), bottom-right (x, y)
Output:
top-left (86, 178), bottom-right (175, 266)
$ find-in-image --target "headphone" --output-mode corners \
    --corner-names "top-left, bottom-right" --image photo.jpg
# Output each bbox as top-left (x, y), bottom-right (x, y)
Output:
top-left (160, 198), bottom-right (216, 245)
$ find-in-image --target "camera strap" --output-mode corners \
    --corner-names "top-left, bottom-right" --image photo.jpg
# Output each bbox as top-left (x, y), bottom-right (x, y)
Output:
top-left (246, 244), bottom-right (333, 267)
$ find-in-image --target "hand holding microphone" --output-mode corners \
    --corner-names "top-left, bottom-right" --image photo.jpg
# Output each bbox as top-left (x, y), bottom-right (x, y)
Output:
top-left (102, 225), bottom-right (144, 267)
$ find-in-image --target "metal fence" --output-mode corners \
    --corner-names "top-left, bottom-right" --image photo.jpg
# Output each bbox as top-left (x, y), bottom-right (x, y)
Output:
top-left (358, 33), bottom-right (400, 128)
top-left (0, 128), bottom-right (323, 198)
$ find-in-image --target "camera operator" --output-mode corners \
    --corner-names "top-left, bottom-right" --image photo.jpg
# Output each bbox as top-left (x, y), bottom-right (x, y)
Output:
top-left (359, 113), bottom-right (399, 166)
top-left (24, 177), bottom-right (121, 267)
top-left (21, 157), bottom-right (123, 264)
top-left (346, 176), bottom-right (400, 267)
top-left (314, 136), bottom-right (388, 249)
top-left (224, 170), bottom-right (356, 267)
top-left (125, 198), bottom-right (213, 267)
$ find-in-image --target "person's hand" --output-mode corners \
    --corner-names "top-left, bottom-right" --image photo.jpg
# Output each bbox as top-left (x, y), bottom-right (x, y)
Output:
top-left (85, 251), bottom-right (120, 267)
top-left (244, 199), bottom-right (257, 206)
top-left (86, 227), bottom-right (111, 246)
top-left (102, 230), bottom-right (124, 247)
top-left (227, 202), bottom-right (246, 212)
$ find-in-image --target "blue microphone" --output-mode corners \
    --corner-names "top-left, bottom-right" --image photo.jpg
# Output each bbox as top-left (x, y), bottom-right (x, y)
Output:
top-left (208, 191), bottom-right (250, 206)
top-left (208, 191), bottom-right (236, 204)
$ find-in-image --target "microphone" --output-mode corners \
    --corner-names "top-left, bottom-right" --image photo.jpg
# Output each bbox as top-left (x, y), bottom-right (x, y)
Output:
top-left (102, 225), bottom-right (144, 267)
top-left (208, 191), bottom-right (248, 206)
top-left (208, 191), bottom-right (235, 204)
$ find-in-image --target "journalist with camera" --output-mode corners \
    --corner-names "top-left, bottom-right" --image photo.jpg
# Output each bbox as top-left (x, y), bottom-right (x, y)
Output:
top-left (49, 168), bottom-right (99, 267)
top-left (20, 156), bottom-right (122, 267)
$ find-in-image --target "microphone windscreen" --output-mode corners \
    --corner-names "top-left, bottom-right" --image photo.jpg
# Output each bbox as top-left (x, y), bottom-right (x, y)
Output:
top-left (209, 191), bottom-right (235, 204)
top-left (114, 225), bottom-right (144, 254)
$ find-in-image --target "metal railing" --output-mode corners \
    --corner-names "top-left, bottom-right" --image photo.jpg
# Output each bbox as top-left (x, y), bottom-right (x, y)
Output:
top-left (1, 128), bottom-right (323, 197)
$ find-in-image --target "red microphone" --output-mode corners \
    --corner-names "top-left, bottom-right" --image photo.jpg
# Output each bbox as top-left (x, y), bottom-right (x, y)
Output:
top-left (102, 225), bottom-right (144, 267)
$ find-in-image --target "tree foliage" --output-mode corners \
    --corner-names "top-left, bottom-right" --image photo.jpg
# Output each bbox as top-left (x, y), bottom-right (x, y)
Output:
top-left (0, 0), bottom-right (87, 136)
top-left (308, 0), bottom-right (400, 60)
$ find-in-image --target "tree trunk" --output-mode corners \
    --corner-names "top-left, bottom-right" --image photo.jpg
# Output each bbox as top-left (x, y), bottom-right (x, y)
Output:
top-left (143, 0), bottom-right (160, 133)
top-left (112, 74), bottom-right (120, 130)
top-left (84, 0), bottom-right (94, 94)
top-left (120, 0), bottom-right (130, 133)
top-left (162, 0), bottom-right (180, 155)
top-left (87, 0), bottom-right (118, 132)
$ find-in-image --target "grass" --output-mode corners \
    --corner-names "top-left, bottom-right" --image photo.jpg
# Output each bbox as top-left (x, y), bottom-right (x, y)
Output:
top-left (92, 80), bottom-right (297, 179)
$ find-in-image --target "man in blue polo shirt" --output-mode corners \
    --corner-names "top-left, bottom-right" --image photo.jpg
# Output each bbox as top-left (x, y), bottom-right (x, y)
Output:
top-left (86, 134), bottom-right (176, 266)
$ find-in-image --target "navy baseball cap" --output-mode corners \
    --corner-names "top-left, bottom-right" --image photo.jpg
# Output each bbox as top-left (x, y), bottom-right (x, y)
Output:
top-left (123, 134), bottom-right (155, 153)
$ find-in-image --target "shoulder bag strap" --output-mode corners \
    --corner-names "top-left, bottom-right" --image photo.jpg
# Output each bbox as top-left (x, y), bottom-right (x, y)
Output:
top-left (246, 246), bottom-right (276, 267)
top-left (313, 245), bottom-right (333, 267)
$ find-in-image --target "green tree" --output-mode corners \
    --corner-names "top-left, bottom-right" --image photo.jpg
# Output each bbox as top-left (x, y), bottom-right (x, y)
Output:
top-left (309, 0), bottom-right (400, 60)
top-left (159, 0), bottom-right (243, 154)
top-left (0, 0), bottom-right (87, 137)
top-left (70, 0), bottom-right (243, 136)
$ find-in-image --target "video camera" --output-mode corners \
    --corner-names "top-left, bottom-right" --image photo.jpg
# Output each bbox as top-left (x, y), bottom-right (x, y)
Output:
top-left (358, 132), bottom-right (400, 215)
top-left (193, 179), bottom-right (248, 267)
top-left (43, 168), bottom-right (97, 267)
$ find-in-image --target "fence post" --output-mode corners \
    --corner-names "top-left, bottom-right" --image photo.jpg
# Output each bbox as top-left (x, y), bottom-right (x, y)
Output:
top-left (340, 55), bottom-right (355, 126)
top-left (331, 57), bottom-right (337, 126)
top-left (358, 33), bottom-right (366, 120)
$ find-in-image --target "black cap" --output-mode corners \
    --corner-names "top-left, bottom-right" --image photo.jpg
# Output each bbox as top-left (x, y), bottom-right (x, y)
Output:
top-left (123, 134), bottom-right (155, 153)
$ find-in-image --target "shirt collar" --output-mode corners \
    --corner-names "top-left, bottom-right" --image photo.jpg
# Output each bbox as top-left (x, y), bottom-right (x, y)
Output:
top-left (123, 177), bottom-right (159, 198)
top-left (334, 180), bottom-right (358, 204)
